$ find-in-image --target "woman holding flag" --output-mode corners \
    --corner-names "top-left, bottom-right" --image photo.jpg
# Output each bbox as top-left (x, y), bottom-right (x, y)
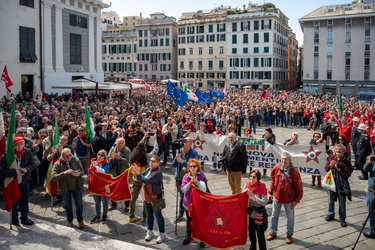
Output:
top-left (244, 169), bottom-right (268, 250)
top-left (180, 159), bottom-right (208, 248)
top-left (89, 149), bottom-right (111, 224)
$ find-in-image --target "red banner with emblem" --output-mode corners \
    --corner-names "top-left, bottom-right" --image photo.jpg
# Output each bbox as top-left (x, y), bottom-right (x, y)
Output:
top-left (189, 187), bottom-right (249, 249)
top-left (87, 167), bottom-right (131, 202)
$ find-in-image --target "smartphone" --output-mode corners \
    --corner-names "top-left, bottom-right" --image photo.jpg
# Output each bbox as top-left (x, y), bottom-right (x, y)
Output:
top-left (149, 132), bottom-right (155, 136)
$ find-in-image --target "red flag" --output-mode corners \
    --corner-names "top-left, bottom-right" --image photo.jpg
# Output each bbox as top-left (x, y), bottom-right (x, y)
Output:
top-left (87, 167), bottom-right (131, 202)
top-left (261, 89), bottom-right (268, 98)
top-left (189, 187), bottom-right (249, 249)
top-left (1, 65), bottom-right (14, 92)
top-left (283, 91), bottom-right (289, 97)
top-left (3, 177), bottom-right (21, 212)
top-left (0, 108), bottom-right (5, 157)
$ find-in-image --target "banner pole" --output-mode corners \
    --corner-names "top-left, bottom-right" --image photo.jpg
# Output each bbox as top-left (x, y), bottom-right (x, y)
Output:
top-left (9, 210), bottom-right (12, 229)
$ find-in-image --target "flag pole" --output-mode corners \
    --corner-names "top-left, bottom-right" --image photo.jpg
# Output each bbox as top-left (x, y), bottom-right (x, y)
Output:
top-left (9, 210), bottom-right (12, 229)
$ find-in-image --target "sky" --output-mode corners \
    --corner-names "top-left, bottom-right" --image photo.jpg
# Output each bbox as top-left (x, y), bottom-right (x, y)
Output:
top-left (104, 0), bottom-right (355, 45)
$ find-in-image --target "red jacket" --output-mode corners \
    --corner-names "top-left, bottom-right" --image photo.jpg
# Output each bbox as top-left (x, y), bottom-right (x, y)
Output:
top-left (269, 164), bottom-right (303, 204)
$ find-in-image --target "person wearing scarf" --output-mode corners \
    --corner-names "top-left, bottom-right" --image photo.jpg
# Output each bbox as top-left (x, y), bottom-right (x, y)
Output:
top-left (51, 148), bottom-right (85, 229)
top-left (244, 169), bottom-right (268, 250)
top-left (89, 149), bottom-right (111, 224)
top-left (0, 136), bottom-right (36, 226)
top-left (131, 155), bottom-right (166, 244)
top-left (72, 125), bottom-right (91, 173)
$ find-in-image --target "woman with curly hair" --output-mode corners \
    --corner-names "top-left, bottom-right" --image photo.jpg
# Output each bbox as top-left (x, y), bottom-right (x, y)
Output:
top-left (180, 159), bottom-right (208, 248)
top-left (128, 142), bottom-right (148, 222)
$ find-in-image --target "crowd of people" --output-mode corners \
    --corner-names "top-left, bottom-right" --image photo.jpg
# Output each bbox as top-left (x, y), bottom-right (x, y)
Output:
top-left (1, 86), bottom-right (375, 247)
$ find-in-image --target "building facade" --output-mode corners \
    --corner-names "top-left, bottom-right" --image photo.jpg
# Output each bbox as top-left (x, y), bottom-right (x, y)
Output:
top-left (299, 0), bottom-right (375, 95)
top-left (134, 13), bottom-right (178, 82)
top-left (102, 29), bottom-right (137, 82)
top-left (43, 0), bottom-right (109, 94)
top-left (0, 0), bottom-right (41, 97)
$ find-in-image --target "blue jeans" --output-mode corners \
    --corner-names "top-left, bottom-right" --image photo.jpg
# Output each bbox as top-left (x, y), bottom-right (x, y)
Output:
top-left (270, 198), bottom-right (295, 235)
top-left (327, 190), bottom-right (346, 220)
top-left (12, 182), bottom-right (30, 224)
top-left (93, 194), bottom-right (108, 217)
top-left (366, 191), bottom-right (375, 234)
top-left (144, 201), bottom-right (165, 233)
top-left (250, 122), bottom-right (257, 134)
top-left (62, 188), bottom-right (84, 222)
top-left (163, 140), bottom-right (176, 163)
top-left (298, 115), bottom-right (304, 126)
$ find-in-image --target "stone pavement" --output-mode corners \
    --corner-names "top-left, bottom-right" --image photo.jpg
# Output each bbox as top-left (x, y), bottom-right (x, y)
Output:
top-left (0, 125), bottom-right (374, 249)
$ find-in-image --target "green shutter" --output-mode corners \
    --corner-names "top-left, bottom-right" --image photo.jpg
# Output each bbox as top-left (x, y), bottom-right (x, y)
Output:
top-left (241, 58), bottom-right (243, 67)
top-left (230, 58), bottom-right (233, 67)
top-left (230, 71), bottom-right (233, 79)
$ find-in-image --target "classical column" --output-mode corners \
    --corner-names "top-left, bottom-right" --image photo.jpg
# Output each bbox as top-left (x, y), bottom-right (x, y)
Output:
top-left (43, 3), bottom-right (53, 72)
top-left (96, 16), bottom-right (104, 74)
top-left (55, 6), bottom-right (64, 72)
top-left (88, 15), bottom-right (95, 73)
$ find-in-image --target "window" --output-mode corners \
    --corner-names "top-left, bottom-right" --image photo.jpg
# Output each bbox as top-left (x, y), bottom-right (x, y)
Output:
top-left (327, 58), bottom-right (332, 70)
top-left (232, 48), bottom-right (237, 54)
top-left (345, 58), bottom-right (350, 69)
top-left (345, 45), bottom-right (351, 56)
top-left (363, 4), bottom-right (373, 10)
top-left (232, 34), bottom-right (237, 44)
top-left (314, 58), bottom-right (319, 71)
top-left (364, 72), bottom-right (370, 80)
top-left (20, 0), bottom-right (34, 8)
top-left (198, 61), bottom-right (202, 70)
top-left (243, 47), bottom-right (248, 53)
top-left (313, 71), bottom-right (319, 80)
top-left (241, 21), bottom-right (250, 31)
top-left (254, 47), bottom-right (259, 53)
top-left (160, 38), bottom-right (164, 46)
top-left (219, 60), bottom-right (224, 69)
top-left (189, 48), bottom-right (193, 55)
top-left (327, 20), bottom-right (333, 29)
top-left (254, 33), bottom-right (259, 43)
top-left (345, 19), bottom-right (352, 28)
top-left (264, 47), bottom-right (269, 53)
top-left (19, 26), bottom-right (37, 62)
top-left (232, 23), bottom-right (237, 32)
top-left (219, 46), bottom-right (224, 54)
top-left (70, 33), bottom-right (81, 64)
top-left (365, 44), bottom-right (370, 56)
top-left (69, 14), bottom-right (88, 28)
top-left (314, 21), bottom-right (320, 30)
top-left (364, 17), bottom-right (372, 27)
top-left (187, 36), bottom-right (194, 43)
top-left (254, 21), bottom-right (259, 30)
top-left (254, 58), bottom-right (259, 67)
top-left (196, 25), bottom-right (204, 34)
top-left (217, 23), bottom-right (225, 32)
top-left (344, 6), bottom-right (353, 11)
top-left (345, 71), bottom-right (350, 80)
top-left (314, 31), bottom-right (319, 43)
top-left (326, 7), bottom-right (336, 12)
top-left (217, 33), bottom-right (226, 41)
top-left (178, 48), bottom-right (186, 55)
top-left (208, 61), bottom-right (213, 70)
top-left (365, 29), bottom-right (371, 42)
top-left (264, 33), bottom-right (269, 43)
top-left (179, 37), bottom-right (185, 44)
top-left (346, 30), bottom-right (351, 43)
top-left (198, 47), bottom-right (203, 55)
top-left (208, 47), bottom-right (213, 54)
top-left (208, 24), bottom-right (213, 33)
top-left (314, 45), bottom-right (319, 57)
top-left (206, 34), bottom-right (215, 42)
top-left (197, 35), bottom-right (204, 43)
top-left (327, 31), bottom-right (333, 43)
top-left (365, 58), bottom-right (370, 70)
top-left (243, 34), bottom-right (248, 44)
top-left (189, 61), bottom-right (193, 70)
top-left (178, 27), bottom-right (186, 35)
top-left (166, 38), bottom-right (170, 46)
top-left (187, 26), bottom-right (195, 34)
top-left (327, 71), bottom-right (332, 80)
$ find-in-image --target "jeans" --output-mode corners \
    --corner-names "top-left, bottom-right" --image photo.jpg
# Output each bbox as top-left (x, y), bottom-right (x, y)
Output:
top-left (144, 201), bottom-right (165, 233)
top-left (93, 194), bottom-right (108, 217)
top-left (327, 190), bottom-right (346, 220)
top-left (250, 122), bottom-right (257, 134)
top-left (12, 182), bottom-right (30, 224)
top-left (249, 217), bottom-right (267, 250)
top-left (61, 188), bottom-right (83, 222)
top-left (298, 116), bottom-right (304, 127)
top-left (366, 191), bottom-right (375, 234)
top-left (270, 198), bottom-right (295, 235)
top-left (163, 140), bottom-right (176, 163)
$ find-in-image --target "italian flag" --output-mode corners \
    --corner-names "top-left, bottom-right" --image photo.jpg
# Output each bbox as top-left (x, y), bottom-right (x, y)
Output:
top-left (3, 100), bottom-right (21, 212)
top-left (85, 104), bottom-right (95, 143)
top-left (44, 118), bottom-right (60, 196)
top-left (0, 107), bottom-right (5, 157)
top-left (183, 85), bottom-right (198, 102)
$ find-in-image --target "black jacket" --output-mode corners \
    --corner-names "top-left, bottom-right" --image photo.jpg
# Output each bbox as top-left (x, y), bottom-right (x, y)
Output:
top-left (222, 141), bottom-right (248, 173)
top-left (92, 132), bottom-right (118, 155)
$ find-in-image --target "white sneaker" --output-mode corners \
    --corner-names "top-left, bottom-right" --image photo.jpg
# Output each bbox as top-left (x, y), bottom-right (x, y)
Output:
top-left (156, 232), bottom-right (166, 244)
top-left (145, 230), bottom-right (154, 241)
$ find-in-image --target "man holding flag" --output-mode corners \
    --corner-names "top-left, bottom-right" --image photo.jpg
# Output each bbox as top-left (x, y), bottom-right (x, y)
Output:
top-left (0, 101), bottom-right (36, 226)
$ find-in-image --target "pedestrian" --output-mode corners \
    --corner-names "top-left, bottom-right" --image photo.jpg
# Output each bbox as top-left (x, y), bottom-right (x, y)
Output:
top-left (363, 154), bottom-right (375, 239)
top-left (310, 132), bottom-right (324, 188)
top-left (0, 137), bottom-right (36, 226)
top-left (357, 123), bottom-right (372, 180)
top-left (324, 144), bottom-right (353, 227)
top-left (131, 155), bottom-right (166, 244)
top-left (267, 152), bottom-right (303, 244)
top-left (180, 159), bottom-right (208, 248)
top-left (244, 169), bottom-right (268, 250)
top-left (222, 132), bottom-right (248, 194)
top-left (51, 148), bottom-right (85, 229)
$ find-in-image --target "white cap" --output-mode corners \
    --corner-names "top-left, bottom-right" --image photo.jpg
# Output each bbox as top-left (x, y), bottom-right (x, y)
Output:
top-left (352, 117), bottom-right (359, 122)
top-left (358, 123), bottom-right (368, 131)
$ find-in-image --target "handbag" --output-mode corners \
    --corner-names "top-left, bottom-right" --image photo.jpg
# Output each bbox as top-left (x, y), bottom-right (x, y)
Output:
top-left (145, 181), bottom-right (166, 212)
top-left (322, 170), bottom-right (336, 192)
top-left (34, 155), bottom-right (41, 168)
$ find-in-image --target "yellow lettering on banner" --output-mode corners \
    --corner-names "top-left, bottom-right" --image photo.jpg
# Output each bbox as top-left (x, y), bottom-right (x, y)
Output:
top-left (200, 195), bottom-right (213, 201)
top-left (219, 198), bottom-right (238, 203)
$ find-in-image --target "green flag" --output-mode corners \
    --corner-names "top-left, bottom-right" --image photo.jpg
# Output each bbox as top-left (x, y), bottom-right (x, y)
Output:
top-left (337, 89), bottom-right (343, 112)
top-left (6, 100), bottom-right (16, 169)
top-left (85, 104), bottom-right (94, 143)
top-left (52, 118), bottom-right (60, 147)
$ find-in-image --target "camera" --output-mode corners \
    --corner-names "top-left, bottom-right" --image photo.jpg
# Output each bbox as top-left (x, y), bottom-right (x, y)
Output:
top-left (171, 138), bottom-right (186, 149)
top-left (148, 132), bottom-right (155, 136)
top-left (370, 156), bottom-right (375, 162)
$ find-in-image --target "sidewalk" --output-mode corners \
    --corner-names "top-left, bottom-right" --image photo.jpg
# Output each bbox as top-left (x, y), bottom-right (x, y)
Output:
top-left (0, 126), bottom-right (373, 249)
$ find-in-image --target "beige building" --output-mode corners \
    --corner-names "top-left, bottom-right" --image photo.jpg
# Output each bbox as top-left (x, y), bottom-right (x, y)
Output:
top-left (177, 9), bottom-right (228, 88)
top-left (299, 0), bottom-right (375, 95)
top-left (134, 12), bottom-right (178, 82)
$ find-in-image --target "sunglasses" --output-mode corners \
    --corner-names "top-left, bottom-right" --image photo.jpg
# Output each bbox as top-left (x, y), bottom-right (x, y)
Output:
top-left (338, 138), bottom-right (344, 140)
top-left (189, 165), bottom-right (198, 168)
top-left (150, 160), bottom-right (158, 163)
top-left (19, 132), bottom-right (27, 134)
top-left (78, 130), bottom-right (84, 132)
top-left (97, 154), bottom-right (104, 157)
top-left (65, 154), bottom-right (72, 157)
